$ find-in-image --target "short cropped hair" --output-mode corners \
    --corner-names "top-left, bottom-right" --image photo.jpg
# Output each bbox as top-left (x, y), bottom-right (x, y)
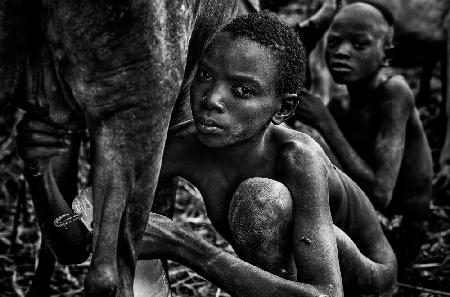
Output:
top-left (221, 11), bottom-right (306, 95)
top-left (357, 0), bottom-right (394, 26)
top-left (355, 0), bottom-right (394, 46)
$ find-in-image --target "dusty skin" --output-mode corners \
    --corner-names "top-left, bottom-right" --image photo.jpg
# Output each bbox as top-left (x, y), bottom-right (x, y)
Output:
top-left (294, 3), bottom-right (433, 269)
top-left (296, 3), bottom-right (433, 221)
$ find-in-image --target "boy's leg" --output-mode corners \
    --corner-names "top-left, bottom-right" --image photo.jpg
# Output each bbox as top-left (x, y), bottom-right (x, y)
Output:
top-left (334, 226), bottom-right (397, 297)
top-left (228, 177), bottom-right (296, 280)
top-left (228, 177), bottom-right (396, 296)
top-left (26, 240), bottom-right (55, 297)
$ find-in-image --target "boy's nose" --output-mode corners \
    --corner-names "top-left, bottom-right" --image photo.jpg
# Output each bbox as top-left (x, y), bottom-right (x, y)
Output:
top-left (202, 84), bottom-right (225, 112)
top-left (334, 42), bottom-right (352, 58)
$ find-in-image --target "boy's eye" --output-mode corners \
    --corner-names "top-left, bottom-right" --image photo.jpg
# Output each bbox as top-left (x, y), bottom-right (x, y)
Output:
top-left (232, 85), bottom-right (255, 98)
top-left (327, 38), bottom-right (339, 49)
top-left (197, 70), bottom-right (212, 81)
top-left (352, 40), bottom-right (369, 50)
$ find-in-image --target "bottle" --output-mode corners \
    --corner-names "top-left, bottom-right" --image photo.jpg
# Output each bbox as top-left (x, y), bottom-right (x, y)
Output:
top-left (71, 187), bottom-right (94, 232)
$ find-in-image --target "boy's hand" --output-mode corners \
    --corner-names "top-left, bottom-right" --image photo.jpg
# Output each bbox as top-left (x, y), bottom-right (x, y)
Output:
top-left (296, 89), bottom-right (331, 129)
top-left (17, 117), bottom-right (72, 175)
top-left (141, 213), bottom-right (184, 260)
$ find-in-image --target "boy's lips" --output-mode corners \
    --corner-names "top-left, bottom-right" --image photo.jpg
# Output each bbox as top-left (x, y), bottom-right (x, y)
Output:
top-left (329, 61), bottom-right (353, 72)
top-left (194, 116), bottom-right (223, 133)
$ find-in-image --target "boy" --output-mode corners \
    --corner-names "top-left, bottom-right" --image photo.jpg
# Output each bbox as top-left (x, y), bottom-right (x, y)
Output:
top-left (19, 12), bottom-right (396, 296)
top-left (295, 2), bottom-right (433, 266)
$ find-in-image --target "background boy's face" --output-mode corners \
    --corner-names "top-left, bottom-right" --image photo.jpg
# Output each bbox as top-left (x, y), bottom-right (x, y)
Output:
top-left (190, 32), bottom-right (279, 148)
top-left (325, 4), bottom-right (388, 84)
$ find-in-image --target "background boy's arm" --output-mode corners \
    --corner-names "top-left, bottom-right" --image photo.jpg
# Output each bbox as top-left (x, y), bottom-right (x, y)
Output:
top-left (295, 0), bottom-right (337, 54)
top-left (369, 79), bottom-right (412, 208)
top-left (296, 90), bottom-right (376, 197)
top-left (297, 81), bottom-right (411, 210)
top-left (302, 0), bottom-right (337, 33)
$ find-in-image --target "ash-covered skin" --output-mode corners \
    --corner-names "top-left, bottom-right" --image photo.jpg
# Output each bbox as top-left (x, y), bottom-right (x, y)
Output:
top-left (310, 0), bottom-right (450, 189)
top-left (295, 2), bottom-right (432, 269)
top-left (297, 3), bottom-right (433, 219)
top-left (228, 178), bottom-right (295, 280)
top-left (145, 23), bottom-right (396, 295)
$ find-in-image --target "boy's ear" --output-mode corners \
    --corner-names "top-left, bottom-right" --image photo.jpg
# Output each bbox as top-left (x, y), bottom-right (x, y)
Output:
top-left (382, 44), bottom-right (395, 67)
top-left (272, 93), bottom-right (298, 125)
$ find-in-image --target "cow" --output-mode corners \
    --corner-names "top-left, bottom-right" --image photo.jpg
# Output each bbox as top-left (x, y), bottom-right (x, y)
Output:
top-left (0, 1), bottom-right (237, 296)
top-left (308, 0), bottom-right (450, 188)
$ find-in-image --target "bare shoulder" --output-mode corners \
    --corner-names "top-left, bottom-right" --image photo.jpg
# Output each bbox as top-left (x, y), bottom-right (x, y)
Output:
top-left (379, 74), bottom-right (414, 108)
top-left (168, 119), bottom-right (196, 139)
top-left (166, 119), bottom-right (200, 151)
top-left (161, 120), bottom-right (205, 177)
top-left (275, 125), bottom-right (332, 181)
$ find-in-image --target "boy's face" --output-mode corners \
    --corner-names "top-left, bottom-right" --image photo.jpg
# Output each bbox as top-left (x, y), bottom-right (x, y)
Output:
top-left (190, 32), bottom-right (280, 148)
top-left (325, 5), bottom-right (388, 84)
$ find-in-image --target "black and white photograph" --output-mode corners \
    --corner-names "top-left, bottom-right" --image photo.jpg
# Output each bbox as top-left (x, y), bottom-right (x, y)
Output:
top-left (0, 0), bottom-right (449, 296)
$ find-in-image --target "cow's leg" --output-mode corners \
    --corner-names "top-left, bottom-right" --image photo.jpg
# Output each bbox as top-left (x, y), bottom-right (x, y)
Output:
top-left (26, 241), bottom-right (56, 297)
top-left (64, 9), bottom-right (190, 297)
top-left (84, 91), bottom-right (178, 297)
top-left (43, 2), bottom-right (192, 295)
top-left (19, 120), bottom-right (84, 296)
top-left (21, 122), bottom-right (85, 262)
top-left (44, 2), bottom-right (236, 295)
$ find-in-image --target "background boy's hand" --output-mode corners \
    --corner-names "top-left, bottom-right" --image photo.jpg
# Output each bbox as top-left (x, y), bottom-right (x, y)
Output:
top-left (16, 117), bottom-right (72, 175)
top-left (296, 89), bottom-right (331, 129)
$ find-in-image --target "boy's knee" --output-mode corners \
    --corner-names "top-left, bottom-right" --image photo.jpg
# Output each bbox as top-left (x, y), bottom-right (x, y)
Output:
top-left (228, 178), bottom-right (293, 243)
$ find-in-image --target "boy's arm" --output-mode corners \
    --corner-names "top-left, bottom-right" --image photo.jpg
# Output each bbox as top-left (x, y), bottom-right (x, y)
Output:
top-left (302, 0), bottom-right (337, 33)
top-left (281, 142), bottom-right (343, 296)
top-left (296, 0), bottom-right (337, 54)
top-left (17, 119), bottom-right (91, 264)
top-left (141, 214), bottom-right (333, 297)
top-left (140, 214), bottom-right (339, 297)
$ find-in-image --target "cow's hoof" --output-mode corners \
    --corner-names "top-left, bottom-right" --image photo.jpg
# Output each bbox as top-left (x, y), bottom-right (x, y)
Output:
top-left (84, 265), bottom-right (117, 297)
